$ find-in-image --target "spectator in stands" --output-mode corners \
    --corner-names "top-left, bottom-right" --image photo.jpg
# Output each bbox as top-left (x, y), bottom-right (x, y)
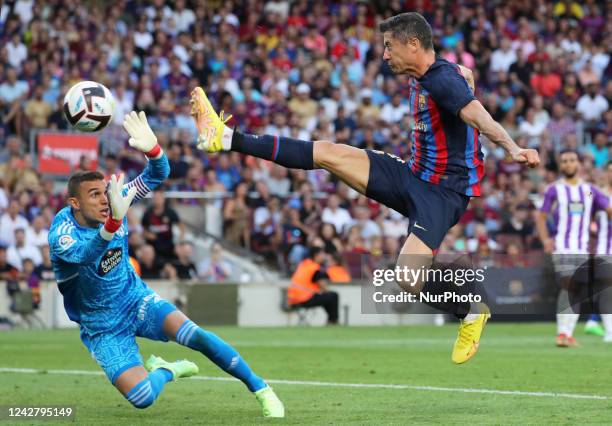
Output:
top-left (23, 85), bottom-right (52, 129)
top-left (0, 199), bottom-right (29, 246)
top-left (25, 215), bottom-right (48, 248)
top-left (299, 193), bottom-right (321, 229)
top-left (33, 245), bottom-right (54, 282)
top-left (141, 188), bottom-right (185, 262)
top-left (171, 241), bottom-right (198, 281)
top-left (547, 102), bottom-right (576, 146)
top-left (281, 207), bottom-right (310, 269)
top-left (319, 222), bottom-right (344, 255)
top-left (349, 206), bottom-right (382, 240)
top-left (287, 247), bottom-right (339, 325)
top-left (7, 228), bottom-right (42, 270)
top-left (102, 153), bottom-right (124, 181)
top-left (288, 83), bottom-right (317, 128)
top-left (197, 242), bottom-right (233, 283)
top-left (223, 181), bottom-right (250, 248)
top-left (576, 83), bottom-right (609, 130)
top-left (326, 252), bottom-right (351, 283)
top-left (136, 244), bottom-right (174, 280)
top-left (0, 67), bottom-right (28, 136)
top-left (321, 194), bottom-right (352, 235)
top-left (499, 203), bottom-right (535, 248)
top-left (0, 243), bottom-right (19, 282)
top-left (252, 195), bottom-right (282, 261)
top-left (586, 132), bottom-right (610, 169)
top-left (21, 258), bottom-right (41, 309)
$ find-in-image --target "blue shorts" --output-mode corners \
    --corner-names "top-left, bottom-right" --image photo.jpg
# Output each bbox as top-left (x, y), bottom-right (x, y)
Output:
top-left (365, 150), bottom-right (470, 250)
top-left (80, 292), bottom-right (177, 384)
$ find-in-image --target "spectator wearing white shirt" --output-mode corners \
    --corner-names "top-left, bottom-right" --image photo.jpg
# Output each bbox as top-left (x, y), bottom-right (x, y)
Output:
top-left (322, 195), bottom-right (352, 235)
top-left (320, 88), bottom-right (342, 121)
top-left (172, 0), bottom-right (196, 32)
top-left (6, 33), bottom-right (27, 69)
top-left (490, 38), bottom-right (517, 73)
top-left (0, 68), bottom-right (29, 104)
top-left (26, 215), bottom-right (49, 248)
top-left (576, 83), bottom-right (609, 125)
top-left (0, 200), bottom-right (30, 247)
top-left (380, 93), bottom-right (409, 124)
top-left (13, 0), bottom-right (34, 26)
top-left (532, 96), bottom-right (550, 129)
top-left (134, 20), bottom-right (154, 51)
top-left (111, 84), bottom-right (134, 126)
top-left (264, 165), bottom-right (291, 197)
top-left (348, 206), bottom-right (382, 240)
top-left (7, 228), bottom-right (42, 271)
top-left (519, 108), bottom-right (546, 148)
top-left (0, 186), bottom-right (8, 213)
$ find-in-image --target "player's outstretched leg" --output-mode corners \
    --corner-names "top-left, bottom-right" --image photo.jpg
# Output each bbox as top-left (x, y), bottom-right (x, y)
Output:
top-left (191, 87), bottom-right (371, 195)
top-left (166, 312), bottom-right (284, 418)
top-left (115, 363), bottom-right (196, 409)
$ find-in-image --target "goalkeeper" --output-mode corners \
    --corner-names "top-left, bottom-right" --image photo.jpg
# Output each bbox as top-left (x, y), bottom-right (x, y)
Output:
top-left (48, 111), bottom-right (284, 417)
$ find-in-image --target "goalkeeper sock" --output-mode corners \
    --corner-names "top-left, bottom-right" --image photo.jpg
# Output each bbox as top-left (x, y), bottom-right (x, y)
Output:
top-left (176, 320), bottom-right (267, 392)
top-left (231, 131), bottom-right (314, 170)
top-left (125, 369), bottom-right (172, 409)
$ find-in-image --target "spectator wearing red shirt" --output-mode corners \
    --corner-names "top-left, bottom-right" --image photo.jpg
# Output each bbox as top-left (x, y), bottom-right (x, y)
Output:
top-left (530, 61), bottom-right (562, 98)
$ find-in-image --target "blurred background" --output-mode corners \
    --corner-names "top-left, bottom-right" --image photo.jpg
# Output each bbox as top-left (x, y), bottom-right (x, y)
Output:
top-left (0, 0), bottom-right (610, 328)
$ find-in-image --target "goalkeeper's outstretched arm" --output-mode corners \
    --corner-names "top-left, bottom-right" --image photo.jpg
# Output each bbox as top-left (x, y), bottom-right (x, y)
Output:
top-left (121, 111), bottom-right (171, 204)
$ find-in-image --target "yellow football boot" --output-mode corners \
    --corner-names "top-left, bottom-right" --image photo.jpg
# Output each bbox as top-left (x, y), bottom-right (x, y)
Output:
top-left (190, 87), bottom-right (232, 152)
top-left (451, 308), bottom-right (490, 364)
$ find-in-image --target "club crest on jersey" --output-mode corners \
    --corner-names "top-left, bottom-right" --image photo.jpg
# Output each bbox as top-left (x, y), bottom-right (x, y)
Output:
top-left (418, 94), bottom-right (427, 111)
top-left (59, 235), bottom-right (76, 250)
top-left (98, 247), bottom-right (123, 275)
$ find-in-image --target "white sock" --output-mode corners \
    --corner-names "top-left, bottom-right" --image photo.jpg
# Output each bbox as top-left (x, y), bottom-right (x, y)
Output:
top-left (565, 314), bottom-right (579, 337)
top-left (602, 314), bottom-right (612, 338)
top-left (221, 125), bottom-right (233, 150)
top-left (464, 313), bottom-right (479, 322)
top-left (557, 314), bottom-right (566, 335)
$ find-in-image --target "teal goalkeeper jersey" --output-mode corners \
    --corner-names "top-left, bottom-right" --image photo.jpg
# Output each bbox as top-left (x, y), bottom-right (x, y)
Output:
top-left (48, 154), bottom-right (170, 336)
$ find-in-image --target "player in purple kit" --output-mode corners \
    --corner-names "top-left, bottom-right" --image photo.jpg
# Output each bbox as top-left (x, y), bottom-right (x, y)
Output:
top-left (593, 161), bottom-right (612, 341)
top-left (536, 150), bottom-right (612, 347)
top-left (191, 12), bottom-right (539, 363)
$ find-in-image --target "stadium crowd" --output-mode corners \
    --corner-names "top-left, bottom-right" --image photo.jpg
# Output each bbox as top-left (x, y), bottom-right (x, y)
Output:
top-left (0, 0), bottom-right (610, 281)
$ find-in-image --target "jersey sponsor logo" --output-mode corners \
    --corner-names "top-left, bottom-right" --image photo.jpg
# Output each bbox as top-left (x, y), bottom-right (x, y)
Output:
top-left (569, 202), bottom-right (584, 215)
top-left (58, 234), bottom-right (76, 250)
top-left (414, 121), bottom-right (428, 132)
top-left (97, 247), bottom-right (123, 275)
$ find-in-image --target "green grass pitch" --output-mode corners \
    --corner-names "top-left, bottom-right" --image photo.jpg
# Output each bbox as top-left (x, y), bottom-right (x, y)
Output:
top-left (1, 323), bottom-right (611, 425)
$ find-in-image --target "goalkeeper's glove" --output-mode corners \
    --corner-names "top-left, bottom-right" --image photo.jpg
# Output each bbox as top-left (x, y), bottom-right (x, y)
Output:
top-left (122, 111), bottom-right (162, 158)
top-left (101, 174), bottom-right (137, 240)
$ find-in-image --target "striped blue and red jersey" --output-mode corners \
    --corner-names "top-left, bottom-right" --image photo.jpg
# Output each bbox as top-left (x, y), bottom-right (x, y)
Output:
top-left (407, 57), bottom-right (485, 196)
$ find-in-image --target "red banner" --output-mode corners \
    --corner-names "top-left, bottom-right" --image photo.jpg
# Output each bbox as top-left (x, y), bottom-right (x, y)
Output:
top-left (37, 133), bottom-right (99, 175)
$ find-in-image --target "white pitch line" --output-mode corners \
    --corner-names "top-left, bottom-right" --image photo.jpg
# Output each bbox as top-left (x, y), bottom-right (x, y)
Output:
top-left (0, 367), bottom-right (608, 401)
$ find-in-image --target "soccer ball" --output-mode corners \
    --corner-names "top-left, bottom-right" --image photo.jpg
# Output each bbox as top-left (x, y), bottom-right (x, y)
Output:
top-left (63, 81), bottom-right (115, 132)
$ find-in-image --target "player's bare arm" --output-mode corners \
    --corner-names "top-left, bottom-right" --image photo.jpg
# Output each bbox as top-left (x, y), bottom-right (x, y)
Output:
top-left (535, 211), bottom-right (554, 253)
top-left (459, 100), bottom-right (540, 167)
